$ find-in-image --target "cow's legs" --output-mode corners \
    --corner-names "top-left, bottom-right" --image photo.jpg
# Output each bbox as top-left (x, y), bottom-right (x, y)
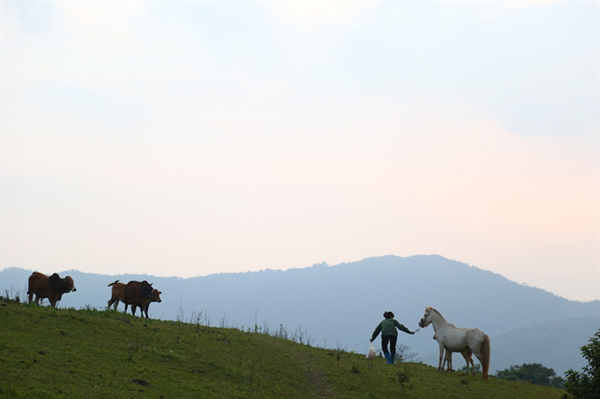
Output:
top-left (107, 298), bottom-right (120, 310)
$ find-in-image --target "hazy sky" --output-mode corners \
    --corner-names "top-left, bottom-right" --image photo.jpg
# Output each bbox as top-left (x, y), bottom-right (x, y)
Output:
top-left (2, 1), bottom-right (597, 301)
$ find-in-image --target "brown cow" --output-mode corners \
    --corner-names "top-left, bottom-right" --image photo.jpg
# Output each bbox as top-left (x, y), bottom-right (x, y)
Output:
top-left (27, 272), bottom-right (77, 307)
top-left (107, 280), bottom-right (153, 317)
top-left (107, 280), bottom-right (127, 310)
top-left (131, 289), bottom-right (162, 319)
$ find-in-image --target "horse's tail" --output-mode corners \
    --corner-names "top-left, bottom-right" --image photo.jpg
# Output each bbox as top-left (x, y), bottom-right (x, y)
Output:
top-left (480, 333), bottom-right (491, 380)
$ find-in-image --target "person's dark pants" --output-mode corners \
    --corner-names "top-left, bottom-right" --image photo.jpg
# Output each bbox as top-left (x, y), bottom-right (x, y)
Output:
top-left (381, 335), bottom-right (397, 357)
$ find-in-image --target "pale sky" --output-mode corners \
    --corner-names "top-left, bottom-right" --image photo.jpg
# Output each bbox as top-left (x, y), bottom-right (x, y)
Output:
top-left (1, 1), bottom-right (598, 301)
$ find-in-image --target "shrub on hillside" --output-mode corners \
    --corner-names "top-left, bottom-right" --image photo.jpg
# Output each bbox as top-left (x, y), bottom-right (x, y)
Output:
top-left (459, 363), bottom-right (481, 375)
top-left (495, 363), bottom-right (563, 388)
top-left (394, 343), bottom-right (418, 363)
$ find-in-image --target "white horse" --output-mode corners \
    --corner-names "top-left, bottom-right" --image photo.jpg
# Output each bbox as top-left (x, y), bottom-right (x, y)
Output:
top-left (434, 333), bottom-right (474, 374)
top-left (418, 306), bottom-right (491, 379)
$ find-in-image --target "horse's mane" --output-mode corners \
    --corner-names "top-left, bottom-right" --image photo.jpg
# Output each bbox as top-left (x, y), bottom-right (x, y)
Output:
top-left (431, 308), bottom-right (460, 327)
top-left (426, 307), bottom-right (447, 321)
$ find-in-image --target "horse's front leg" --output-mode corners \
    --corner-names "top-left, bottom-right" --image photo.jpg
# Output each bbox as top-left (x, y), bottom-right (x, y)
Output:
top-left (441, 347), bottom-right (452, 372)
top-left (437, 343), bottom-right (445, 371)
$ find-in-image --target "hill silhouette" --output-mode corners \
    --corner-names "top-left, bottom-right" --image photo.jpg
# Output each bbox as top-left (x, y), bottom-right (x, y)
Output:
top-left (1, 254), bottom-right (597, 375)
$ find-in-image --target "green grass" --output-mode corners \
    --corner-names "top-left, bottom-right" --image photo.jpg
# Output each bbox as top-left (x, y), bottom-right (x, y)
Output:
top-left (0, 301), bottom-right (566, 398)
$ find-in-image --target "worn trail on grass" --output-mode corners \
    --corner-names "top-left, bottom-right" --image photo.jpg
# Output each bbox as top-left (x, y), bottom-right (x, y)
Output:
top-left (293, 350), bottom-right (334, 398)
top-left (268, 337), bottom-right (334, 398)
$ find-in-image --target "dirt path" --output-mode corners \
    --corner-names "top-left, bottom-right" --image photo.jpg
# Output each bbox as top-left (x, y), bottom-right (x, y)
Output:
top-left (293, 351), bottom-right (334, 398)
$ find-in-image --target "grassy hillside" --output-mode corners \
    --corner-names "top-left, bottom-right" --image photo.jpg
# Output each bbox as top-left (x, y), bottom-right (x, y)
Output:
top-left (0, 301), bottom-right (566, 398)
top-left (4, 258), bottom-right (597, 377)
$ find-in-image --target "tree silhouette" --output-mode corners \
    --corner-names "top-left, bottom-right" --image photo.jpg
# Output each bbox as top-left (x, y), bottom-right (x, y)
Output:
top-left (564, 329), bottom-right (600, 398)
top-left (495, 363), bottom-right (563, 388)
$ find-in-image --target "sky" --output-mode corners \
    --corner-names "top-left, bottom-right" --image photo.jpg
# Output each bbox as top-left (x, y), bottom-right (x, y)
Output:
top-left (1, 1), bottom-right (598, 302)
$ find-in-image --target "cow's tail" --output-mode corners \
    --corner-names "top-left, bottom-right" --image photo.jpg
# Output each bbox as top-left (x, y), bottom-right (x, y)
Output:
top-left (26, 280), bottom-right (32, 304)
top-left (480, 334), bottom-right (491, 380)
top-left (108, 280), bottom-right (119, 287)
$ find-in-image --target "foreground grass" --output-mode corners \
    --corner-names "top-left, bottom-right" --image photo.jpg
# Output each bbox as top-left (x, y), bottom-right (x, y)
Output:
top-left (0, 302), bottom-right (566, 398)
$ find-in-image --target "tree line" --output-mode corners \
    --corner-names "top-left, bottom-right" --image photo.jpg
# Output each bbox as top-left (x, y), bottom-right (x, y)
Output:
top-left (493, 329), bottom-right (599, 398)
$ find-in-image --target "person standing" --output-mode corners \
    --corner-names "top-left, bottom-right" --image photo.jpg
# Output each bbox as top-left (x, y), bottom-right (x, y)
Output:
top-left (370, 311), bottom-right (415, 364)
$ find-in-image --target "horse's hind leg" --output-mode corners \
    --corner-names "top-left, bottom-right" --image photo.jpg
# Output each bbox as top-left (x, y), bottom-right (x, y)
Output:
top-left (471, 348), bottom-right (484, 376)
top-left (468, 352), bottom-right (475, 375)
top-left (460, 350), bottom-right (473, 375)
top-left (470, 355), bottom-right (476, 375)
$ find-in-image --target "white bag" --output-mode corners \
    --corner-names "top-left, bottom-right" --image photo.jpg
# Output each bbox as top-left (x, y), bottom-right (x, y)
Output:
top-left (366, 342), bottom-right (377, 360)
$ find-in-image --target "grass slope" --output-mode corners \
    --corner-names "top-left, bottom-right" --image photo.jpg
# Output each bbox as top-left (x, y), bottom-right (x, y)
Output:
top-left (0, 302), bottom-right (565, 398)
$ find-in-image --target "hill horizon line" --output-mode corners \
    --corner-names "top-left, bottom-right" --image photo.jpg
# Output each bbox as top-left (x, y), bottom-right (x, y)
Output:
top-left (1, 254), bottom-right (597, 304)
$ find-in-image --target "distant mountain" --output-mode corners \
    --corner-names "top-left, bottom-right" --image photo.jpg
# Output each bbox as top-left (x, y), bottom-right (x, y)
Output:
top-left (2, 255), bottom-right (598, 375)
top-left (490, 316), bottom-right (598, 374)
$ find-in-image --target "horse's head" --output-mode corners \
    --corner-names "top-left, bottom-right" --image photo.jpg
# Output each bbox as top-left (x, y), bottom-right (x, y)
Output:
top-left (418, 306), bottom-right (434, 328)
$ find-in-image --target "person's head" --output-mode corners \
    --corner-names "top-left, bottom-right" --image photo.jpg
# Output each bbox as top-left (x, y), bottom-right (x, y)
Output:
top-left (383, 311), bottom-right (395, 319)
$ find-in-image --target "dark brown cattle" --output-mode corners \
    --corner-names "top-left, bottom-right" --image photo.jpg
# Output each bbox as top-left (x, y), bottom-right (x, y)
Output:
top-left (131, 289), bottom-right (162, 318)
top-left (27, 272), bottom-right (77, 307)
top-left (107, 280), bottom-right (153, 316)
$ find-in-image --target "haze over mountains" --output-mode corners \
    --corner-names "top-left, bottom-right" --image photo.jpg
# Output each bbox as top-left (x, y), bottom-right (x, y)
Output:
top-left (2, 255), bottom-right (597, 375)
